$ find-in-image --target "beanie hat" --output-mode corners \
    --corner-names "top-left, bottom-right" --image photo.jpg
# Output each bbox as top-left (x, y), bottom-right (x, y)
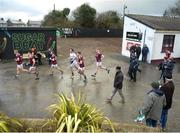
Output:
top-left (151, 81), bottom-right (160, 89)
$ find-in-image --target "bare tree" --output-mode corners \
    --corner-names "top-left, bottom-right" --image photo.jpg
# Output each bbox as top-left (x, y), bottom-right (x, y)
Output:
top-left (163, 0), bottom-right (180, 17)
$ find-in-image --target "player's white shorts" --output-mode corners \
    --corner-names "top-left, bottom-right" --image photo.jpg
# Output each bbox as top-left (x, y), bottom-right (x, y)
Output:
top-left (70, 61), bottom-right (78, 68)
top-left (29, 66), bottom-right (36, 71)
top-left (96, 62), bottom-right (102, 67)
top-left (78, 67), bottom-right (85, 71)
top-left (17, 64), bottom-right (23, 69)
top-left (51, 64), bottom-right (58, 68)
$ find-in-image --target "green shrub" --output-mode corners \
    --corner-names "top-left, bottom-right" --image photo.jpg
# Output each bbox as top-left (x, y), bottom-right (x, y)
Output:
top-left (46, 93), bottom-right (114, 132)
top-left (0, 113), bottom-right (22, 132)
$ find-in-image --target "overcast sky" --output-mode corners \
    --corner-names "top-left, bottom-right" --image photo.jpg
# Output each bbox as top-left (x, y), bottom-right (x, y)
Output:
top-left (0, 0), bottom-right (177, 22)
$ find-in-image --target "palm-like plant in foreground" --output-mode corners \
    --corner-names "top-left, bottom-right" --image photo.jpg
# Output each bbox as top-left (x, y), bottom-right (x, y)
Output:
top-left (46, 93), bottom-right (114, 132)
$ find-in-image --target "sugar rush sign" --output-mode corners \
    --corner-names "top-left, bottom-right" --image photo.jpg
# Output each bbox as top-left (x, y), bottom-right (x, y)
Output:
top-left (12, 32), bottom-right (45, 52)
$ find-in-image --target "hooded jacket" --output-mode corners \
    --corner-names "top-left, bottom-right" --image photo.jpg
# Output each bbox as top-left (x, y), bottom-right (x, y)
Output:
top-left (142, 89), bottom-right (166, 121)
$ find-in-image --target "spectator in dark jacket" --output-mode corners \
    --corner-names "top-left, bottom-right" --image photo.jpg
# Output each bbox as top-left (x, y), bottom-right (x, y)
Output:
top-left (158, 58), bottom-right (167, 81)
top-left (136, 44), bottom-right (141, 60)
top-left (160, 76), bottom-right (175, 131)
top-left (130, 52), bottom-right (136, 63)
top-left (142, 44), bottom-right (149, 62)
top-left (163, 58), bottom-right (175, 83)
top-left (107, 66), bottom-right (125, 103)
top-left (128, 58), bottom-right (139, 82)
top-left (142, 81), bottom-right (166, 128)
top-left (130, 44), bottom-right (137, 54)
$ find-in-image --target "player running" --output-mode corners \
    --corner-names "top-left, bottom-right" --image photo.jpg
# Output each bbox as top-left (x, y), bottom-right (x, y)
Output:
top-left (15, 50), bottom-right (28, 78)
top-left (69, 48), bottom-right (78, 79)
top-left (77, 52), bottom-right (87, 82)
top-left (91, 48), bottom-right (110, 78)
top-left (28, 51), bottom-right (39, 80)
top-left (49, 52), bottom-right (63, 78)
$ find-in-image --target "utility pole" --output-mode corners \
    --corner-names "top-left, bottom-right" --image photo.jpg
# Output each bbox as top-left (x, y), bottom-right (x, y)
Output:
top-left (123, 5), bottom-right (127, 25)
top-left (53, 3), bottom-right (56, 12)
top-left (123, 4), bottom-right (127, 19)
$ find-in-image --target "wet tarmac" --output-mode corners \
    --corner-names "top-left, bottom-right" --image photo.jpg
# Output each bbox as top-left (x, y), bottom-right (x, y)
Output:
top-left (0, 54), bottom-right (180, 131)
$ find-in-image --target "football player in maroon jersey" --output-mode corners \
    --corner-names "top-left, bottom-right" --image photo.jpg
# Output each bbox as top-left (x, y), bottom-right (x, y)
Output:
top-left (91, 48), bottom-right (110, 78)
top-left (49, 52), bottom-right (63, 78)
top-left (15, 50), bottom-right (28, 77)
top-left (77, 52), bottom-right (87, 82)
top-left (28, 51), bottom-right (39, 80)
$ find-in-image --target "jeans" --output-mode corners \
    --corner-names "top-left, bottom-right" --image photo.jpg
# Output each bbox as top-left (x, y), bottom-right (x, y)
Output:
top-left (146, 118), bottom-right (157, 127)
top-left (161, 109), bottom-right (168, 129)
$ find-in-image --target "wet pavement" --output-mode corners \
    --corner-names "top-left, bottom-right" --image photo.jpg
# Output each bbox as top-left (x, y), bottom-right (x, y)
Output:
top-left (0, 52), bottom-right (180, 131)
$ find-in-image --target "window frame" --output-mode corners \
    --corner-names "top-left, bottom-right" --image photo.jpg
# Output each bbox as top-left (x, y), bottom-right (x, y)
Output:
top-left (161, 35), bottom-right (175, 53)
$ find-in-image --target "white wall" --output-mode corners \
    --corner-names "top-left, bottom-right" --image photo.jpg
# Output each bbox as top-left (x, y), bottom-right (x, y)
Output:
top-left (122, 16), bottom-right (155, 63)
top-left (152, 31), bottom-right (180, 60)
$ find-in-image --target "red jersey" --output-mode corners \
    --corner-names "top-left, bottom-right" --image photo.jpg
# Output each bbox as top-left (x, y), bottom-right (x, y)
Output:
top-left (95, 53), bottom-right (102, 62)
top-left (165, 51), bottom-right (171, 60)
top-left (78, 56), bottom-right (85, 68)
top-left (51, 56), bottom-right (57, 65)
top-left (29, 56), bottom-right (34, 66)
top-left (16, 55), bottom-right (23, 65)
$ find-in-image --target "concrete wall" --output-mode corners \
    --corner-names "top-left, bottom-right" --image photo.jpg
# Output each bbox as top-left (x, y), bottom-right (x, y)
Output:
top-left (122, 16), bottom-right (155, 63)
top-left (152, 31), bottom-right (180, 60)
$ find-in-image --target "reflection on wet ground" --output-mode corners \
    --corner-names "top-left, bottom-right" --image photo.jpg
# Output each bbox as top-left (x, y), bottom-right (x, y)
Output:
top-left (0, 54), bottom-right (180, 131)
